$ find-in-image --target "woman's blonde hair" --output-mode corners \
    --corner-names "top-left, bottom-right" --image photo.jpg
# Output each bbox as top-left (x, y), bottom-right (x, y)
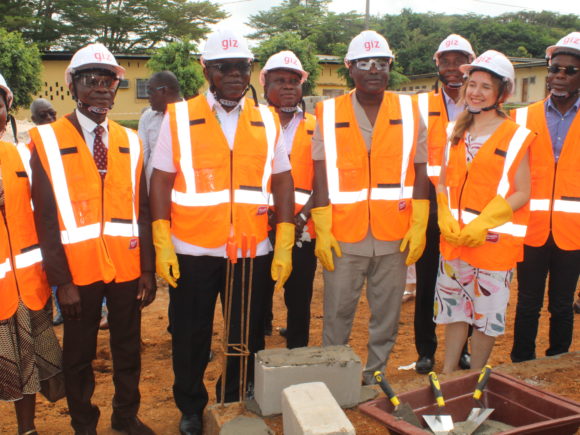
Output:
top-left (449, 68), bottom-right (510, 145)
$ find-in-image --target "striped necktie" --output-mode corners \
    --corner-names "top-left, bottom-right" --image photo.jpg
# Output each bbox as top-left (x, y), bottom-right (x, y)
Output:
top-left (93, 125), bottom-right (107, 179)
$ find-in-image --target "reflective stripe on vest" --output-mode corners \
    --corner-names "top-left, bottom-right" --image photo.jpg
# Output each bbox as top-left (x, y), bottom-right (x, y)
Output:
top-left (37, 124), bottom-right (102, 245)
top-left (16, 143), bottom-right (34, 211)
top-left (553, 199), bottom-right (580, 213)
top-left (323, 94), bottom-right (415, 204)
top-left (171, 101), bottom-right (276, 207)
top-left (514, 107), bottom-right (528, 127)
top-left (102, 128), bottom-right (140, 238)
top-left (530, 199), bottom-right (550, 211)
top-left (295, 189), bottom-right (311, 206)
top-left (497, 126), bottom-right (529, 197)
top-left (461, 209), bottom-right (527, 238)
top-left (14, 247), bottom-right (42, 269)
top-left (37, 124), bottom-right (139, 244)
top-left (0, 258), bottom-right (11, 279)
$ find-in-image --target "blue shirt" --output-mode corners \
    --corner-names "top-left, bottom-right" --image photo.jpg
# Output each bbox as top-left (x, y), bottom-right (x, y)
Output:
top-left (545, 96), bottom-right (580, 161)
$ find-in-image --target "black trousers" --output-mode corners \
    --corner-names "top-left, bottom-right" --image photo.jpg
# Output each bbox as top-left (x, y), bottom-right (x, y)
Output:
top-left (414, 211), bottom-right (440, 359)
top-left (511, 235), bottom-right (580, 362)
top-left (264, 241), bottom-right (317, 349)
top-left (169, 254), bottom-right (268, 416)
top-left (62, 279), bottom-right (142, 432)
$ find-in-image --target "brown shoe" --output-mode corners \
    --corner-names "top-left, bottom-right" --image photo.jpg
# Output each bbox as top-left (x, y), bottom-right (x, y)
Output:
top-left (111, 414), bottom-right (155, 435)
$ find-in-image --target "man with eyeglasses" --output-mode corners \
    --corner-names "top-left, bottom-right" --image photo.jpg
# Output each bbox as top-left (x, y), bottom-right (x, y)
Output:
top-left (510, 32), bottom-right (580, 363)
top-left (311, 30), bottom-right (429, 384)
top-left (28, 43), bottom-right (156, 435)
top-left (411, 34), bottom-right (476, 375)
top-left (138, 71), bottom-right (182, 190)
top-left (149, 28), bottom-right (294, 435)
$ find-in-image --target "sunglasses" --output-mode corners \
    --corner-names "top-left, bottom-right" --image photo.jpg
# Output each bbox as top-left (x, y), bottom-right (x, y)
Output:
top-left (76, 73), bottom-right (120, 89)
top-left (547, 65), bottom-right (580, 76)
top-left (208, 61), bottom-right (252, 74)
top-left (355, 58), bottom-right (391, 71)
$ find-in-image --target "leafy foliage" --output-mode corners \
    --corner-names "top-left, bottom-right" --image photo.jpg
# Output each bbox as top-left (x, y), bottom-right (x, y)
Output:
top-left (147, 41), bottom-right (204, 98)
top-left (0, 29), bottom-right (42, 110)
top-left (254, 32), bottom-right (320, 96)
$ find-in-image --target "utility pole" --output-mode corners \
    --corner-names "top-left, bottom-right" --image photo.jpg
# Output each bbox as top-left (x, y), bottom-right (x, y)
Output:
top-left (364, 0), bottom-right (370, 29)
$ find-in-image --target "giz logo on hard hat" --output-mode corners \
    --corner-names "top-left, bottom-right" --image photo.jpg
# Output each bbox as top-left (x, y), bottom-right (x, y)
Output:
top-left (476, 55), bottom-right (493, 64)
top-left (284, 56), bottom-right (298, 65)
top-left (445, 39), bottom-right (459, 48)
top-left (563, 36), bottom-right (580, 45)
top-left (221, 38), bottom-right (239, 50)
top-left (364, 41), bottom-right (381, 51)
top-left (94, 51), bottom-right (113, 62)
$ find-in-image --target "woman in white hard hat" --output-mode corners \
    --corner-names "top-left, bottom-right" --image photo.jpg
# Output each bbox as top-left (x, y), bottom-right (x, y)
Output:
top-left (0, 73), bottom-right (62, 435)
top-left (435, 50), bottom-right (535, 373)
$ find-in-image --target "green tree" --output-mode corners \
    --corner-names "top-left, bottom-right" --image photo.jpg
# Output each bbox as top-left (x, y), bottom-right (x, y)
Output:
top-left (147, 41), bottom-right (204, 98)
top-left (0, 29), bottom-right (42, 110)
top-left (254, 32), bottom-right (321, 96)
top-left (0, 0), bottom-right (227, 52)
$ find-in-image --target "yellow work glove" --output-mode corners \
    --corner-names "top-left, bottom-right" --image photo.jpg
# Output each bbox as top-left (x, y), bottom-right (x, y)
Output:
top-left (459, 195), bottom-right (513, 248)
top-left (437, 192), bottom-right (461, 246)
top-left (152, 219), bottom-right (180, 288)
top-left (400, 199), bottom-right (430, 265)
top-left (311, 205), bottom-right (342, 271)
top-left (271, 222), bottom-right (295, 291)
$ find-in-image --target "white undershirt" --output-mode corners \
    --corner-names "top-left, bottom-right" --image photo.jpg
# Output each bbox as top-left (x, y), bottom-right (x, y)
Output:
top-left (76, 109), bottom-right (109, 153)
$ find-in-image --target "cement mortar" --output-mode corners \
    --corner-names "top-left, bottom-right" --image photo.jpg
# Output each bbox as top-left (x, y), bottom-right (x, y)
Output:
top-left (447, 419), bottom-right (514, 434)
top-left (256, 345), bottom-right (361, 367)
top-left (220, 416), bottom-right (273, 435)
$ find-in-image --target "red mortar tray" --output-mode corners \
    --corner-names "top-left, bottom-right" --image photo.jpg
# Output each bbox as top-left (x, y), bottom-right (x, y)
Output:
top-left (359, 371), bottom-right (580, 435)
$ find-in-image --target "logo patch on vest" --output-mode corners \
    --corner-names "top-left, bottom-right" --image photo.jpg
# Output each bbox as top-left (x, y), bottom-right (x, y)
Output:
top-left (398, 200), bottom-right (407, 211)
top-left (257, 205), bottom-right (268, 215)
top-left (129, 238), bottom-right (139, 249)
top-left (485, 233), bottom-right (499, 243)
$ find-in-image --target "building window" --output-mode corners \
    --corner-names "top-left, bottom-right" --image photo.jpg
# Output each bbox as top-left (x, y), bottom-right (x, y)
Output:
top-left (119, 79), bottom-right (130, 89)
top-left (530, 76), bottom-right (536, 84)
top-left (136, 79), bottom-right (148, 99)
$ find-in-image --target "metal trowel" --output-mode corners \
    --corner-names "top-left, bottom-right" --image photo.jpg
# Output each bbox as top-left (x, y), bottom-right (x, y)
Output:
top-left (424, 371), bottom-right (455, 434)
top-left (461, 365), bottom-right (495, 435)
top-left (373, 371), bottom-right (423, 428)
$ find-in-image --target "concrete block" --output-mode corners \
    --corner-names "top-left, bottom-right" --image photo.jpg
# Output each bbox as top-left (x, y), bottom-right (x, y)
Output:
top-left (254, 345), bottom-right (362, 416)
top-left (282, 382), bottom-right (355, 435)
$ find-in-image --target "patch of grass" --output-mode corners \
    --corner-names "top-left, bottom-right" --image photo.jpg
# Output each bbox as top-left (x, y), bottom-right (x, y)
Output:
top-left (116, 119), bottom-right (139, 129)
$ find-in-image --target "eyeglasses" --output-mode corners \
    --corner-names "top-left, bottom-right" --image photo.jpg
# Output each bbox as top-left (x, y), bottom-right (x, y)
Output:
top-left (547, 65), bottom-right (580, 76)
top-left (147, 85), bottom-right (167, 95)
top-left (76, 73), bottom-right (120, 89)
top-left (207, 61), bottom-right (252, 74)
top-left (355, 58), bottom-right (391, 71)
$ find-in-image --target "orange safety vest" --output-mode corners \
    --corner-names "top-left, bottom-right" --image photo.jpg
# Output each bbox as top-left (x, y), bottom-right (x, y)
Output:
top-left (415, 91), bottom-right (450, 186)
top-left (29, 117), bottom-right (143, 286)
top-left (317, 90), bottom-right (419, 243)
top-left (289, 112), bottom-right (316, 238)
top-left (168, 96), bottom-right (278, 250)
top-left (512, 100), bottom-right (580, 250)
top-left (440, 119), bottom-right (535, 270)
top-left (0, 141), bottom-right (50, 320)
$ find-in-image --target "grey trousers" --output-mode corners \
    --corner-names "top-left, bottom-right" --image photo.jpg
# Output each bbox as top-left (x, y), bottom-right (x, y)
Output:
top-left (322, 250), bottom-right (407, 384)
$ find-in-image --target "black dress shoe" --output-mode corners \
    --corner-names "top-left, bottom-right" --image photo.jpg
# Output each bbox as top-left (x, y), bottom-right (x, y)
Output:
top-left (279, 327), bottom-right (287, 338)
top-left (415, 356), bottom-right (434, 374)
top-left (179, 414), bottom-right (202, 435)
top-left (111, 414), bottom-right (155, 435)
top-left (459, 352), bottom-right (471, 370)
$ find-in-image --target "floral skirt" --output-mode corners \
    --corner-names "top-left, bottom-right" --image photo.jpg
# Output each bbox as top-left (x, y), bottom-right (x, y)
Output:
top-left (0, 300), bottom-right (62, 401)
top-left (434, 257), bottom-right (512, 337)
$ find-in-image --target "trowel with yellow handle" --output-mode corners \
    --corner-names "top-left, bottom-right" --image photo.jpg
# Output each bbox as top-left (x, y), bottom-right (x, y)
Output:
top-left (423, 371), bottom-right (455, 434)
top-left (373, 371), bottom-right (423, 428)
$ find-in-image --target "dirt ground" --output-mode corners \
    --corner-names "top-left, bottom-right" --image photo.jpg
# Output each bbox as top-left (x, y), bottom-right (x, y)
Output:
top-left (1, 267), bottom-right (579, 434)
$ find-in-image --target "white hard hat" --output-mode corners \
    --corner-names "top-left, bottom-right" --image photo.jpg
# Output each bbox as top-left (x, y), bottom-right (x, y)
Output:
top-left (65, 43), bottom-right (125, 86)
top-left (259, 51), bottom-right (309, 86)
top-left (345, 30), bottom-right (394, 64)
top-left (0, 73), bottom-right (13, 109)
top-left (433, 34), bottom-right (475, 64)
top-left (546, 32), bottom-right (580, 60)
top-left (460, 50), bottom-right (515, 96)
top-left (201, 28), bottom-right (253, 63)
